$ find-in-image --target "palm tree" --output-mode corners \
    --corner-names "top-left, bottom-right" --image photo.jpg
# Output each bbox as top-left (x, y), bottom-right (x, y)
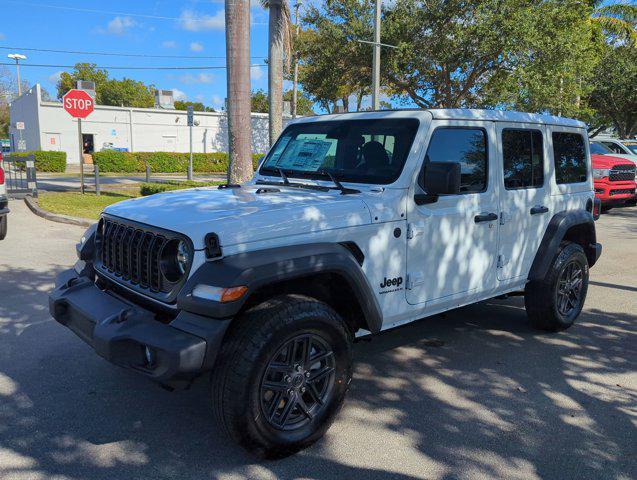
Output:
top-left (262, 0), bottom-right (292, 146)
top-left (225, 0), bottom-right (254, 184)
top-left (591, 1), bottom-right (637, 44)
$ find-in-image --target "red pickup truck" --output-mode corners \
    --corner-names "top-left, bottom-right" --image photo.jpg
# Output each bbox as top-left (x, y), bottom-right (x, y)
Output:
top-left (592, 153), bottom-right (637, 209)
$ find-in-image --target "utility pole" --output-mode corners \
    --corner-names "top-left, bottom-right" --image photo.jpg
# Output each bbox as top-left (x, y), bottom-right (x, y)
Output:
top-left (7, 54), bottom-right (26, 97)
top-left (371, 0), bottom-right (381, 111)
top-left (187, 105), bottom-right (194, 181)
top-left (291, 1), bottom-right (302, 118)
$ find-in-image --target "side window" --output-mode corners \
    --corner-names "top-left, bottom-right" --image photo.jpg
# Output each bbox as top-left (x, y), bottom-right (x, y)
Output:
top-left (424, 128), bottom-right (488, 193)
top-left (552, 132), bottom-right (588, 184)
top-left (602, 142), bottom-right (624, 154)
top-left (502, 129), bottom-right (544, 189)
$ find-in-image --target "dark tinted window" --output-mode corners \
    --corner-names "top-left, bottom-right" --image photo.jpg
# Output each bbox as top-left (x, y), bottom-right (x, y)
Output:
top-left (552, 132), bottom-right (588, 184)
top-left (502, 129), bottom-right (544, 189)
top-left (260, 119), bottom-right (419, 184)
top-left (601, 141), bottom-right (626, 154)
top-left (424, 128), bottom-right (487, 193)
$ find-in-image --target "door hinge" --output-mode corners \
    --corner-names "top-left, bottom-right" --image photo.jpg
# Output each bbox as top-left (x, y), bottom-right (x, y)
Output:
top-left (406, 272), bottom-right (425, 290)
top-left (499, 212), bottom-right (509, 225)
top-left (407, 223), bottom-right (424, 240)
top-left (497, 254), bottom-right (508, 269)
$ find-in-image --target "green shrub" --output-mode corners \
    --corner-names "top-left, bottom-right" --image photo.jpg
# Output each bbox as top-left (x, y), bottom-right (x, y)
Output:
top-left (10, 151), bottom-right (67, 172)
top-left (140, 180), bottom-right (222, 196)
top-left (93, 151), bottom-right (142, 173)
top-left (94, 151), bottom-right (265, 174)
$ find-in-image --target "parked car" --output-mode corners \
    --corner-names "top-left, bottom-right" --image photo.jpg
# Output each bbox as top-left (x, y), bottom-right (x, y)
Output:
top-left (590, 146), bottom-right (637, 209)
top-left (49, 109), bottom-right (603, 458)
top-left (593, 136), bottom-right (637, 156)
top-left (0, 159), bottom-right (8, 240)
top-left (590, 140), bottom-right (637, 171)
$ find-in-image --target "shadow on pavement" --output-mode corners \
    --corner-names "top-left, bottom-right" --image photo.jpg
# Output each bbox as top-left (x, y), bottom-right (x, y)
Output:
top-left (0, 266), bottom-right (635, 480)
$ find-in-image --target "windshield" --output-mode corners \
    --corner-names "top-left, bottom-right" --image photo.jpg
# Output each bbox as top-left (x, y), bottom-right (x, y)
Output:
top-left (590, 142), bottom-right (611, 155)
top-left (259, 119), bottom-right (420, 184)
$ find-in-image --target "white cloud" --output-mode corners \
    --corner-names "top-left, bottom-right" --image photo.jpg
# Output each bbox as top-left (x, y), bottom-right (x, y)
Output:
top-left (211, 95), bottom-right (225, 110)
top-left (162, 40), bottom-right (177, 48)
top-left (179, 73), bottom-right (214, 85)
top-left (178, 10), bottom-right (225, 31)
top-left (48, 71), bottom-right (64, 84)
top-left (251, 65), bottom-right (264, 80)
top-left (104, 16), bottom-right (137, 35)
top-left (0, 33), bottom-right (5, 40)
top-left (171, 88), bottom-right (187, 101)
top-left (189, 41), bottom-right (204, 52)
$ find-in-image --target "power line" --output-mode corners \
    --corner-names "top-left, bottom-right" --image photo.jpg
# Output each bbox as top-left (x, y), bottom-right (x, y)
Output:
top-left (2, 1), bottom-right (268, 25)
top-left (0, 62), bottom-right (268, 71)
top-left (0, 46), bottom-right (266, 60)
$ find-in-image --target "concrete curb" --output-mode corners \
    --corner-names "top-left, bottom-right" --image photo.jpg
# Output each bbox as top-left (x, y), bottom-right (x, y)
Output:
top-left (24, 195), bottom-right (93, 228)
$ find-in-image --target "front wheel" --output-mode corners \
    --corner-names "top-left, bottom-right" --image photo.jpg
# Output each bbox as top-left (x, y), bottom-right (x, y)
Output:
top-left (525, 243), bottom-right (589, 331)
top-left (0, 215), bottom-right (7, 240)
top-left (211, 294), bottom-right (352, 458)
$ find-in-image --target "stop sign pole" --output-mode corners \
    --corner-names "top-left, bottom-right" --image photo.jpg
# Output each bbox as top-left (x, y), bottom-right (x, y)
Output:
top-left (63, 89), bottom-right (95, 194)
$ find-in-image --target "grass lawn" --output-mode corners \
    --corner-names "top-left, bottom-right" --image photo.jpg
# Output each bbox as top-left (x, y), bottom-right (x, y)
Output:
top-left (38, 190), bottom-right (140, 220)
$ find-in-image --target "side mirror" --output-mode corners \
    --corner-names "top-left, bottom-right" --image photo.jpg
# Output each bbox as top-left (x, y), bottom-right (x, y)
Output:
top-left (415, 161), bottom-right (461, 205)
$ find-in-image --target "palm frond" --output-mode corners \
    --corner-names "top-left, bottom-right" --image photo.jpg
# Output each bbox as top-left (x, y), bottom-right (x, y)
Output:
top-left (595, 3), bottom-right (637, 24)
top-left (592, 16), bottom-right (637, 44)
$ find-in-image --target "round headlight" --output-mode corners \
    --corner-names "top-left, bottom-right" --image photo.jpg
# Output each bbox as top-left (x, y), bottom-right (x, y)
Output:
top-left (161, 239), bottom-right (190, 283)
top-left (176, 240), bottom-right (189, 275)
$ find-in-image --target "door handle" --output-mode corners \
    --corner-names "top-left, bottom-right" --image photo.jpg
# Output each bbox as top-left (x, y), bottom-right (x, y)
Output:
top-left (474, 212), bottom-right (498, 223)
top-left (530, 206), bottom-right (549, 215)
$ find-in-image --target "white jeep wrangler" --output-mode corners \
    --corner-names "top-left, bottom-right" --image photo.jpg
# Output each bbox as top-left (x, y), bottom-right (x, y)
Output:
top-left (50, 109), bottom-right (602, 458)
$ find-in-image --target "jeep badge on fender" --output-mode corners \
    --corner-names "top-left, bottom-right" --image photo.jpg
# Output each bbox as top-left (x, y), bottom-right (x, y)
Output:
top-left (49, 109), bottom-right (602, 459)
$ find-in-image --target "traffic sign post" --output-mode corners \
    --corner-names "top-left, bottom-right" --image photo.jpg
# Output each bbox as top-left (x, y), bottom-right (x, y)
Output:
top-left (63, 89), bottom-right (95, 194)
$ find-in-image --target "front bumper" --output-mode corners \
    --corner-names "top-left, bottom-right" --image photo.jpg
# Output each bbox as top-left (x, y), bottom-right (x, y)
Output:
top-left (594, 180), bottom-right (636, 205)
top-left (49, 268), bottom-right (230, 386)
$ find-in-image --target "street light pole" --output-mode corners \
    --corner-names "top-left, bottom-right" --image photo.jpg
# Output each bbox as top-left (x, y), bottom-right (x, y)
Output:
top-left (291, 1), bottom-right (301, 118)
top-left (7, 54), bottom-right (27, 97)
top-left (371, 0), bottom-right (381, 111)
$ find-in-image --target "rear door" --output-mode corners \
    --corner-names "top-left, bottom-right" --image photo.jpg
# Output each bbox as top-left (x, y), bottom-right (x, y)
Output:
top-left (497, 124), bottom-right (550, 281)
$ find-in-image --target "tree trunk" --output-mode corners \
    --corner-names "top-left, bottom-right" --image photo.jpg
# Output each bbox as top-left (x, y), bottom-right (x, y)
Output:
top-left (226, 0), bottom-right (253, 184)
top-left (268, 0), bottom-right (284, 147)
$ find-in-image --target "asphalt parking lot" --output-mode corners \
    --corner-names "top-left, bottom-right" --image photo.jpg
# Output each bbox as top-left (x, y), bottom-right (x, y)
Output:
top-left (0, 200), bottom-right (635, 480)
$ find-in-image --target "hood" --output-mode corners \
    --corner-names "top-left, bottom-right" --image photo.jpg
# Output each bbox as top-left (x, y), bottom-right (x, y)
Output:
top-left (591, 154), bottom-right (636, 169)
top-left (104, 185), bottom-right (373, 249)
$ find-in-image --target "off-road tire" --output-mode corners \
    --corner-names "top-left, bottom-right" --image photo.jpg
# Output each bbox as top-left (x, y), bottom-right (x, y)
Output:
top-left (210, 294), bottom-right (352, 459)
top-left (525, 242), bottom-right (589, 332)
top-left (0, 216), bottom-right (7, 240)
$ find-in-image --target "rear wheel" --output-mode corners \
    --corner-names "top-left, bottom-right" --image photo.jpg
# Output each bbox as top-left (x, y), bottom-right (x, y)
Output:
top-left (525, 243), bottom-right (589, 331)
top-left (211, 294), bottom-right (352, 458)
top-left (0, 215), bottom-right (6, 240)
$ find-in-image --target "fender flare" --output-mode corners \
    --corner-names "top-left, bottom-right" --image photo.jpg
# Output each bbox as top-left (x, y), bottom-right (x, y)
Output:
top-left (177, 243), bottom-right (383, 333)
top-left (528, 209), bottom-right (600, 282)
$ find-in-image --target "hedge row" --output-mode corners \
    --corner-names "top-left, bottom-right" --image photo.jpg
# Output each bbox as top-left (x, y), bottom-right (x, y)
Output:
top-left (93, 150), bottom-right (263, 173)
top-left (9, 151), bottom-right (67, 172)
top-left (140, 181), bottom-right (222, 196)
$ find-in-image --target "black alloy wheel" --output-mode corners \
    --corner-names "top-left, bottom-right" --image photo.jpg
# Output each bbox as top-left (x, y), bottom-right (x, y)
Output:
top-left (556, 261), bottom-right (584, 317)
top-left (260, 333), bottom-right (336, 431)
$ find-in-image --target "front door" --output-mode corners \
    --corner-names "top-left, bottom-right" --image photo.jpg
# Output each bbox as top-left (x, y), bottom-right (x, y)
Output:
top-left (497, 124), bottom-right (550, 281)
top-left (406, 121), bottom-right (500, 306)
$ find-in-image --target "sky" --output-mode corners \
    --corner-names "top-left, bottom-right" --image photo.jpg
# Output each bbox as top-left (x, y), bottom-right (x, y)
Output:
top-left (0, 0), bottom-right (279, 110)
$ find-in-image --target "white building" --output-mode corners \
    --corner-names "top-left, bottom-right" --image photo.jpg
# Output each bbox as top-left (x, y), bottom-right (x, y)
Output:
top-left (9, 84), bottom-right (277, 166)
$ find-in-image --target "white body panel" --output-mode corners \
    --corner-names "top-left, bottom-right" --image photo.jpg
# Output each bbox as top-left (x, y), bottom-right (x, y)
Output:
top-left (103, 109), bottom-right (594, 332)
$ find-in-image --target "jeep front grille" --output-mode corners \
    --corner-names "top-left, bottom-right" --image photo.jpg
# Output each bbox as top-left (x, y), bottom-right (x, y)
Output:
top-left (96, 216), bottom-right (192, 302)
top-left (609, 164), bottom-right (636, 182)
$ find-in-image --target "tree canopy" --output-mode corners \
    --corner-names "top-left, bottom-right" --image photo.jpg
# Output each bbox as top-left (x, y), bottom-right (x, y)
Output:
top-left (57, 63), bottom-right (155, 108)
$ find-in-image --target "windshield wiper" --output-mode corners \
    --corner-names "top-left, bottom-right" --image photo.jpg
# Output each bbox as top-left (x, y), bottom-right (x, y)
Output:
top-left (255, 179), bottom-right (329, 192)
top-left (278, 168), bottom-right (290, 185)
top-left (321, 171), bottom-right (360, 195)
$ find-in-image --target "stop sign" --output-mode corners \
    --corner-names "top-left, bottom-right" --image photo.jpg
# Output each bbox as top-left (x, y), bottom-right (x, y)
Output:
top-left (63, 89), bottom-right (94, 119)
